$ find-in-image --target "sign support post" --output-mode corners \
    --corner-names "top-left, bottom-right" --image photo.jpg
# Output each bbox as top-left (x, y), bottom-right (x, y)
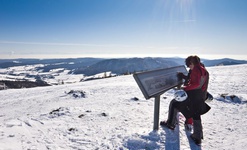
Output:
top-left (153, 95), bottom-right (160, 130)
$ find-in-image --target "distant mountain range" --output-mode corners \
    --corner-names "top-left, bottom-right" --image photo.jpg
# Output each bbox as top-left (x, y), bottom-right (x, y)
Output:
top-left (201, 58), bottom-right (247, 66)
top-left (1, 57), bottom-right (247, 76)
top-left (72, 57), bottom-right (180, 75)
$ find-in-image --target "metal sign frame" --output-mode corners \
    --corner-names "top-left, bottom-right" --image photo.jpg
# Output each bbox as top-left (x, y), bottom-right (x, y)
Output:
top-left (133, 65), bottom-right (188, 130)
top-left (133, 65), bottom-right (187, 99)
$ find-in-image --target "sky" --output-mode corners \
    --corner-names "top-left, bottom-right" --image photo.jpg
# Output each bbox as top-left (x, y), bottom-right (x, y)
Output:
top-left (0, 0), bottom-right (247, 60)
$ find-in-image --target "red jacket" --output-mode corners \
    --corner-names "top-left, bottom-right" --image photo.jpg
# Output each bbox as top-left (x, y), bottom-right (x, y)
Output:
top-left (184, 64), bottom-right (208, 92)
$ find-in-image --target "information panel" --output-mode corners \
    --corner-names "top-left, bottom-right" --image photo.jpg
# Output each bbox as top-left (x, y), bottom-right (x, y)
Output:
top-left (133, 65), bottom-right (188, 99)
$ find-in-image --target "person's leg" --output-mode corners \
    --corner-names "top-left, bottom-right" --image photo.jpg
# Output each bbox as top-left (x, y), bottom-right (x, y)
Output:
top-left (160, 100), bottom-right (178, 129)
top-left (175, 99), bottom-right (193, 131)
top-left (167, 100), bottom-right (179, 125)
top-left (191, 115), bottom-right (203, 145)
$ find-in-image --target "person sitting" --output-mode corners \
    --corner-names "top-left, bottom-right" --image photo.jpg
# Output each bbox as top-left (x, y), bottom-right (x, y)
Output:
top-left (177, 56), bottom-right (213, 130)
top-left (160, 55), bottom-right (211, 145)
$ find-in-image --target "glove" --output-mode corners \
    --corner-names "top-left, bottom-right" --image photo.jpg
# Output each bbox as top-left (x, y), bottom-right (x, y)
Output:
top-left (177, 72), bottom-right (185, 79)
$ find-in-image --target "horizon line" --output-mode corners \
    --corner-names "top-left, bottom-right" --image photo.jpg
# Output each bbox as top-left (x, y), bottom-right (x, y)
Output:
top-left (0, 53), bottom-right (247, 61)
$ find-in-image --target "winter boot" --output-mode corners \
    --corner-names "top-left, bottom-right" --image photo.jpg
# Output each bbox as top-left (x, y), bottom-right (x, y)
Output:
top-left (160, 121), bottom-right (175, 130)
top-left (191, 120), bottom-right (203, 145)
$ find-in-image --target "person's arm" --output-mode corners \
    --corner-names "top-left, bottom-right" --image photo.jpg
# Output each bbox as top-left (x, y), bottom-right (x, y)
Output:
top-left (183, 68), bottom-right (201, 91)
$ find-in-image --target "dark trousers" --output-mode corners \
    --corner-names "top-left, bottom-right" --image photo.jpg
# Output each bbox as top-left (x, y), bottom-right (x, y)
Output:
top-left (166, 100), bottom-right (203, 125)
top-left (166, 99), bottom-right (191, 125)
top-left (166, 89), bottom-right (210, 126)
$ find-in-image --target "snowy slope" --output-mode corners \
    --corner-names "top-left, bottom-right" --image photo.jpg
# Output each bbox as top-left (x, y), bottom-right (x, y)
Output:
top-left (0, 64), bottom-right (84, 85)
top-left (0, 64), bottom-right (247, 150)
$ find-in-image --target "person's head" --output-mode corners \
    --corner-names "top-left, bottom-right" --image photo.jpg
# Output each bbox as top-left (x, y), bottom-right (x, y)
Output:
top-left (185, 55), bottom-right (200, 69)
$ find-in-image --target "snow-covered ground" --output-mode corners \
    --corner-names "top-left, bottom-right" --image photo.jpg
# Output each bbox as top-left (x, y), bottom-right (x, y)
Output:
top-left (0, 64), bottom-right (247, 150)
top-left (0, 64), bottom-right (84, 85)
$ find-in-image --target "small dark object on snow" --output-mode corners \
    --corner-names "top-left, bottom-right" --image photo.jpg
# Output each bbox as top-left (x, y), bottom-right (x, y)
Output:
top-left (78, 114), bottom-right (85, 118)
top-left (49, 107), bottom-right (62, 114)
top-left (101, 113), bottom-right (108, 117)
top-left (131, 97), bottom-right (139, 101)
top-left (67, 90), bottom-right (86, 98)
top-left (67, 90), bottom-right (74, 94)
top-left (68, 128), bottom-right (77, 132)
top-left (230, 95), bottom-right (236, 100)
top-left (220, 93), bottom-right (228, 99)
top-left (49, 107), bottom-right (69, 118)
top-left (220, 93), bottom-right (242, 103)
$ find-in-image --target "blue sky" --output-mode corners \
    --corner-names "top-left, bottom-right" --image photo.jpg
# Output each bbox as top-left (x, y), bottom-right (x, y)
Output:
top-left (0, 0), bottom-right (247, 59)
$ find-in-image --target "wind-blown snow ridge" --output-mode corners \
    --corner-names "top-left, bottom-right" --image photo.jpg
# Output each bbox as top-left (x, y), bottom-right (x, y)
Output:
top-left (0, 64), bottom-right (247, 149)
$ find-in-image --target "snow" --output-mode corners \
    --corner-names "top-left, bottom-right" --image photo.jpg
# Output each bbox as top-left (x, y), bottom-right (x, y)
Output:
top-left (0, 64), bottom-right (84, 84)
top-left (0, 64), bottom-right (247, 150)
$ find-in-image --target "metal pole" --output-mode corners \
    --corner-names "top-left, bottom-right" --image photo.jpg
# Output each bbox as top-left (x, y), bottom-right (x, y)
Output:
top-left (153, 95), bottom-right (160, 130)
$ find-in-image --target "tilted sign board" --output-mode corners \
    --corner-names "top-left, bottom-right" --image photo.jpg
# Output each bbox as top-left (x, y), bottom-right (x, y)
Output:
top-left (133, 65), bottom-right (188, 130)
top-left (133, 65), bottom-right (188, 99)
